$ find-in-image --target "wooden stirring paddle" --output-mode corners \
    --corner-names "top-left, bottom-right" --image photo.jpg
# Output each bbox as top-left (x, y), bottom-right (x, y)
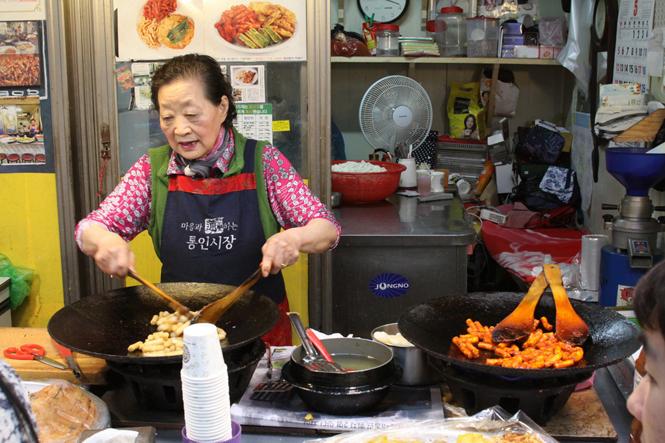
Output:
top-left (492, 272), bottom-right (548, 343)
top-left (128, 269), bottom-right (193, 320)
top-left (194, 267), bottom-right (262, 324)
top-left (543, 263), bottom-right (589, 346)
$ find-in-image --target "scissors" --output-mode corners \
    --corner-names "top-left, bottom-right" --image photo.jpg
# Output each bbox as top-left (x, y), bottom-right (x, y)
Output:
top-left (3, 344), bottom-right (67, 370)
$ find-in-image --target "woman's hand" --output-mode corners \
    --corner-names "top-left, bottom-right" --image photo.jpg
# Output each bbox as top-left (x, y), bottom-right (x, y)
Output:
top-left (260, 218), bottom-right (338, 277)
top-left (260, 229), bottom-right (302, 276)
top-left (80, 224), bottom-right (135, 278)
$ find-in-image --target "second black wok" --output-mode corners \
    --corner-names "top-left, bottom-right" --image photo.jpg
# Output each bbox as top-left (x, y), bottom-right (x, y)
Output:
top-left (398, 292), bottom-right (641, 379)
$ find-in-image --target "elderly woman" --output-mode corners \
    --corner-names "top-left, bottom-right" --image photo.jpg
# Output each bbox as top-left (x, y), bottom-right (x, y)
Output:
top-left (76, 54), bottom-right (339, 345)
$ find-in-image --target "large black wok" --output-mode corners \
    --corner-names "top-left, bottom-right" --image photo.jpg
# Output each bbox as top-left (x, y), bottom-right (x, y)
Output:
top-left (398, 292), bottom-right (641, 379)
top-left (48, 282), bottom-right (279, 364)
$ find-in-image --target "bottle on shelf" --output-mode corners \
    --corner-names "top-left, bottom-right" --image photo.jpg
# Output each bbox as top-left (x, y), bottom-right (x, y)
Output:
top-left (435, 6), bottom-right (466, 57)
top-left (375, 24), bottom-right (400, 57)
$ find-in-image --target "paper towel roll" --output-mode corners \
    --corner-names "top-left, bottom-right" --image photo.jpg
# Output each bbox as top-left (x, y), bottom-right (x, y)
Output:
top-left (580, 234), bottom-right (608, 291)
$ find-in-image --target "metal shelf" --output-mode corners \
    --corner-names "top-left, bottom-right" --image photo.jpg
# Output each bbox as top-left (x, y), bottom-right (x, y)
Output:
top-left (331, 56), bottom-right (561, 66)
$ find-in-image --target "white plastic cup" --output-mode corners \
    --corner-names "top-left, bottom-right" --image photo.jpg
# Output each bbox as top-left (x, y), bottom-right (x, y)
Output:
top-left (182, 323), bottom-right (225, 379)
top-left (430, 171), bottom-right (444, 193)
top-left (398, 158), bottom-right (417, 189)
top-left (456, 178), bottom-right (472, 196)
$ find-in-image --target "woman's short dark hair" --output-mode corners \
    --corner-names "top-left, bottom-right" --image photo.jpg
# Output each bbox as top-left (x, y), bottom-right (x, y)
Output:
top-left (150, 53), bottom-right (237, 128)
top-left (633, 259), bottom-right (665, 334)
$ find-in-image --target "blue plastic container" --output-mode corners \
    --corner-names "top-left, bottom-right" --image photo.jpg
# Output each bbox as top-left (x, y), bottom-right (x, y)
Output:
top-left (606, 148), bottom-right (665, 196)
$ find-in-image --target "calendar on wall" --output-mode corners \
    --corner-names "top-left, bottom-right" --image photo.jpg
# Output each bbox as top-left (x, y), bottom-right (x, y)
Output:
top-left (613, 0), bottom-right (656, 92)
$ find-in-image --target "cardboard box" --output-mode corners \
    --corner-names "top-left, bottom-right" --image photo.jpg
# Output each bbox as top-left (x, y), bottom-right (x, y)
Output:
top-left (513, 45), bottom-right (539, 58)
top-left (539, 45), bottom-right (562, 59)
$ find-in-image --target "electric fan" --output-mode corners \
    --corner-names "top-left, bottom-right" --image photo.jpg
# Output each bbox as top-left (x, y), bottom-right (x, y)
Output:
top-left (359, 75), bottom-right (433, 156)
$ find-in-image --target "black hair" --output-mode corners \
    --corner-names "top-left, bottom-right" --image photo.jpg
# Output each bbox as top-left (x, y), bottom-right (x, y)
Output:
top-left (150, 53), bottom-right (237, 128)
top-left (465, 114), bottom-right (477, 129)
top-left (633, 259), bottom-right (665, 334)
top-left (0, 373), bottom-right (39, 442)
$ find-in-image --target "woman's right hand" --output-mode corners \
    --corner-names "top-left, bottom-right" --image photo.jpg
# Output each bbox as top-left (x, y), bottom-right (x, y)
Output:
top-left (80, 224), bottom-right (135, 277)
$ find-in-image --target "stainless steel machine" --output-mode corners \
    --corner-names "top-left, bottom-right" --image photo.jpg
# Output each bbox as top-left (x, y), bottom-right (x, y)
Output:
top-left (600, 148), bottom-right (665, 306)
top-left (330, 196), bottom-right (475, 338)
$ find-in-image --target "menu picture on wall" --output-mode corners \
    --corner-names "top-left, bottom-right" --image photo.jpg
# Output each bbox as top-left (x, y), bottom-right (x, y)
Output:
top-left (137, 0), bottom-right (195, 50)
top-left (214, 2), bottom-right (295, 50)
top-left (0, 97), bottom-right (45, 166)
top-left (116, 0), bottom-right (306, 61)
top-left (117, 0), bottom-right (204, 60)
top-left (204, 0), bottom-right (306, 61)
top-left (0, 21), bottom-right (41, 88)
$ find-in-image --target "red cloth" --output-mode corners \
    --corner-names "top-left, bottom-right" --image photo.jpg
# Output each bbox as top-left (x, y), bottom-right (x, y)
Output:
top-left (482, 218), bottom-right (586, 283)
top-left (261, 297), bottom-right (292, 346)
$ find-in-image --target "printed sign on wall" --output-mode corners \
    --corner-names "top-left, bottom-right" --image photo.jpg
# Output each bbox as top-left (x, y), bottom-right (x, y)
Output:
top-left (116, 0), bottom-right (306, 62)
top-left (0, 0), bottom-right (45, 21)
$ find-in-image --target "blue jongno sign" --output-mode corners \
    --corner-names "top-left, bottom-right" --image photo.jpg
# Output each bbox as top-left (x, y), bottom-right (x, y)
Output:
top-left (369, 273), bottom-right (410, 298)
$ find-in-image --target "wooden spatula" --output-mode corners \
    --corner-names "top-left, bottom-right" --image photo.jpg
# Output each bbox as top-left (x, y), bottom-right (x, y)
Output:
top-left (128, 269), bottom-right (193, 320)
top-left (194, 267), bottom-right (262, 324)
top-left (492, 272), bottom-right (548, 343)
top-left (543, 263), bottom-right (589, 346)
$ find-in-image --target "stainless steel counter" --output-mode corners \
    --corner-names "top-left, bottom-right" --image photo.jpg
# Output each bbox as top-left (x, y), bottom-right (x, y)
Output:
top-left (332, 195), bottom-right (475, 246)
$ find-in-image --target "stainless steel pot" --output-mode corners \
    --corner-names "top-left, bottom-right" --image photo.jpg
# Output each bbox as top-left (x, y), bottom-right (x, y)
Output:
top-left (372, 323), bottom-right (440, 386)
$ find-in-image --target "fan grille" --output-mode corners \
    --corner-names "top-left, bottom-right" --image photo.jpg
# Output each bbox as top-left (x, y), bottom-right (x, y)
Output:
top-left (359, 75), bottom-right (433, 151)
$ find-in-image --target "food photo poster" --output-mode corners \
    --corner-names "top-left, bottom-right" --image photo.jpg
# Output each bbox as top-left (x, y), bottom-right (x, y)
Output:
top-left (0, 21), bottom-right (42, 89)
top-left (116, 0), bottom-right (306, 62)
top-left (0, 97), bottom-right (46, 167)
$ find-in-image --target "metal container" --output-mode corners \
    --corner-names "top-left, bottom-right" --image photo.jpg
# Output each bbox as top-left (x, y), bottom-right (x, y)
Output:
top-left (371, 323), bottom-right (440, 386)
top-left (329, 196), bottom-right (474, 337)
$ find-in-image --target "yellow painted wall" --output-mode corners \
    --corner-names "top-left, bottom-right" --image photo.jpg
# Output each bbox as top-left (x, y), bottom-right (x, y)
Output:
top-left (0, 174), bottom-right (64, 326)
top-left (127, 230), bottom-right (310, 344)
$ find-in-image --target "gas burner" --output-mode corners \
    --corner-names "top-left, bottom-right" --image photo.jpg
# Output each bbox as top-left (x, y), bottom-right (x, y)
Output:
top-left (429, 358), bottom-right (592, 424)
top-left (105, 339), bottom-right (265, 412)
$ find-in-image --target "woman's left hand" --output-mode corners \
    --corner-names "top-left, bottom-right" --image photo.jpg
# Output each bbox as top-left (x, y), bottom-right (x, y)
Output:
top-left (260, 219), bottom-right (338, 277)
top-left (260, 229), bottom-right (302, 276)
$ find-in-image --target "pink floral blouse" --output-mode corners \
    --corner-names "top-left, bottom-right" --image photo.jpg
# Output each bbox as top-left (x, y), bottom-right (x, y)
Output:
top-left (75, 129), bottom-right (340, 247)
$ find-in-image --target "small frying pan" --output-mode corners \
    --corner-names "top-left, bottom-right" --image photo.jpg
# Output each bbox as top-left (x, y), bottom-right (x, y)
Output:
top-left (398, 292), bottom-right (640, 379)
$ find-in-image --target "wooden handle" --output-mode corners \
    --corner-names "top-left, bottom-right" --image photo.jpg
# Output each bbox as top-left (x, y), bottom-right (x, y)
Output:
top-left (492, 272), bottom-right (548, 343)
top-left (195, 267), bottom-right (262, 324)
top-left (128, 269), bottom-right (192, 318)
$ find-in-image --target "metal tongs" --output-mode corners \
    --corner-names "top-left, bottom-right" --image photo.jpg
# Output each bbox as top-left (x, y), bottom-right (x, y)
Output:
top-left (287, 312), bottom-right (343, 373)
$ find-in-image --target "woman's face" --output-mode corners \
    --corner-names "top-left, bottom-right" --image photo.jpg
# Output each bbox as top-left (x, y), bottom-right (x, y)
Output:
top-left (465, 116), bottom-right (475, 129)
top-left (157, 77), bottom-right (229, 160)
top-left (628, 329), bottom-right (665, 443)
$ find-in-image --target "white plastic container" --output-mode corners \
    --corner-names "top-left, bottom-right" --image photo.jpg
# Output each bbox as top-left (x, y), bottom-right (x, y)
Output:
top-left (435, 6), bottom-right (466, 56)
top-left (466, 17), bottom-right (498, 57)
top-left (375, 24), bottom-right (400, 57)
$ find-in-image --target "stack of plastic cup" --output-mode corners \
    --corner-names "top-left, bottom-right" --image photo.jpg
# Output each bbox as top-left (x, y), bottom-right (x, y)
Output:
top-left (180, 323), bottom-right (238, 443)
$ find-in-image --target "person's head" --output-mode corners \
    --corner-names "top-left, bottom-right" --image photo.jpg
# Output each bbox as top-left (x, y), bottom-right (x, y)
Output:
top-left (150, 54), bottom-right (237, 160)
top-left (627, 260), bottom-right (665, 443)
top-left (465, 114), bottom-right (476, 130)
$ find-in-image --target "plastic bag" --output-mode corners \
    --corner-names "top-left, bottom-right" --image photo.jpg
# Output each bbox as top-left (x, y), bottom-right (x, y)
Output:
top-left (557, 0), bottom-right (594, 97)
top-left (0, 253), bottom-right (34, 309)
top-left (305, 406), bottom-right (557, 442)
top-left (24, 379), bottom-right (110, 443)
top-left (331, 24), bottom-right (370, 57)
top-left (448, 81), bottom-right (485, 140)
